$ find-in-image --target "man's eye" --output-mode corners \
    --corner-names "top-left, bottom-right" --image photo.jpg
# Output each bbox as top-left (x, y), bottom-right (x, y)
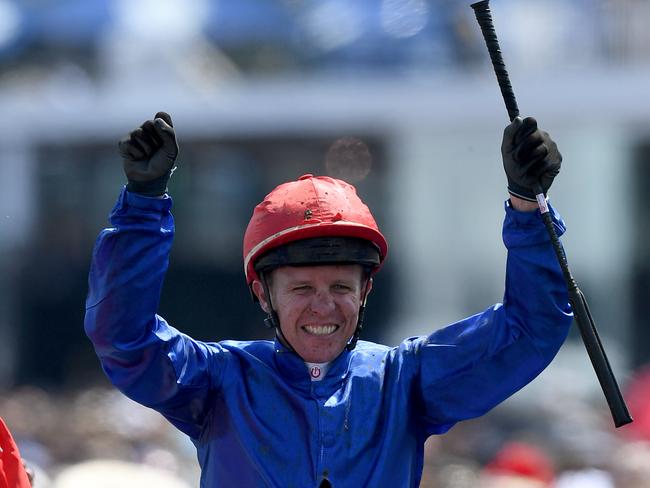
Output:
top-left (333, 284), bottom-right (351, 291)
top-left (293, 285), bottom-right (311, 292)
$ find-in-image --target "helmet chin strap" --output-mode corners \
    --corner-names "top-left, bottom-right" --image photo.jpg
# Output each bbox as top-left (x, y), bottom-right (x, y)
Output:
top-left (346, 276), bottom-right (371, 351)
top-left (261, 272), bottom-right (372, 356)
top-left (260, 273), bottom-right (299, 355)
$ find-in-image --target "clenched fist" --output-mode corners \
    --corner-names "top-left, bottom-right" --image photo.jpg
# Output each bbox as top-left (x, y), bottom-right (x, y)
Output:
top-left (502, 116), bottom-right (562, 202)
top-left (119, 112), bottom-right (179, 196)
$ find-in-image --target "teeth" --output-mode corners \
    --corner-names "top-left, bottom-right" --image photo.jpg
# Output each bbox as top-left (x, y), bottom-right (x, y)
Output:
top-left (303, 325), bottom-right (338, 335)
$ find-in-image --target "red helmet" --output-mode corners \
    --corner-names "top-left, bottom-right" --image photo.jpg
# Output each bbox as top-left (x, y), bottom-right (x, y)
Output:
top-left (243, 174), bottom-right (388, 284)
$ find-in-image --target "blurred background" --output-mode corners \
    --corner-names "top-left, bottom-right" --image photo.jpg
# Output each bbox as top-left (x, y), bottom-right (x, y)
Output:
top-left (0, 0), bottom-right (649, 486)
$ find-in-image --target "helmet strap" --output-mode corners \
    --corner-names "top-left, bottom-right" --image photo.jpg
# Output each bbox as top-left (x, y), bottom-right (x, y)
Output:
top-left (346, 275), bottom-right (372, 351)
top-left (263, 313), bottom-right (279, 330)
top-left (345, 305), bottom-right (365, 351)
top-left (260, 272), bottom-right (299, 355)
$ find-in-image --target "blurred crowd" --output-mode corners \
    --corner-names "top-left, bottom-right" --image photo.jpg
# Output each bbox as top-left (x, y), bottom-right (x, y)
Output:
top-left (0, 386), bottom-right (199, 487)
top-left (1, 363), bottom-right (649, 487)
top-left (419, 361), bottom-right (650, 487)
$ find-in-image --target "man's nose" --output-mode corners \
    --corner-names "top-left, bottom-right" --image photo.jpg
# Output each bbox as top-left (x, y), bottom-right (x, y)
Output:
top-left (309, 289), bottom-right (336, 315)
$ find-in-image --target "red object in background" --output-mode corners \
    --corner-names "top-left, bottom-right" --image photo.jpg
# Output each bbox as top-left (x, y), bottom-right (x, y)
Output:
top-left (0, 417), bottom-right (31, 488)
top-left (623, 364), bottom-right (650, 440)
top-left (484, 441), bottom-right (555, 484)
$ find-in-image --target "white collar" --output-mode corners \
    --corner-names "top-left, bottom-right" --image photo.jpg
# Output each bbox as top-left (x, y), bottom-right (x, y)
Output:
top-left (304, 361), bottom-right (331, 381)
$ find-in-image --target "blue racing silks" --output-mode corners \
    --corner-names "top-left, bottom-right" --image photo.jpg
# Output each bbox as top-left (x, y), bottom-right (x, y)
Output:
top-left (85, 189), bottom-right (572, 487)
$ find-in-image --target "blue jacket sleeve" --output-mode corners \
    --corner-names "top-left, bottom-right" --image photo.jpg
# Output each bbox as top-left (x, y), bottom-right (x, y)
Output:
top-left (84, 189), bottom-right (229, 439)
top-left (412, 200), bottom-right (573, 434)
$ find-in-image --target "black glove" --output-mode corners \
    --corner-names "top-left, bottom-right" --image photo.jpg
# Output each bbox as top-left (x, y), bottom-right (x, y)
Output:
top-left (119, 112), bottom-right (179, 197)
top-left (501, 116), bottom-right (562, 201)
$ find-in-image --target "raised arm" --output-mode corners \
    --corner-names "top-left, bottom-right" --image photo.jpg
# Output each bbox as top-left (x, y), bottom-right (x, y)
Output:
top-left (411, 117), bottom-right (572, 433)
top-left (85, 113), bottom-right (227, 439)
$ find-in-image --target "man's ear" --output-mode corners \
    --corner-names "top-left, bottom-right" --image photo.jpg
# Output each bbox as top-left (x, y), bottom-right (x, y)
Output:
top-left (251, 280), bottom-right (271, 314)
top-left (363, 277), bottom-right (373, 302)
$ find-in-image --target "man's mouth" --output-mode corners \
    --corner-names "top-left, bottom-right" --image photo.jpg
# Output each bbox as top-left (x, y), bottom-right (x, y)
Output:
top-left (302, 325), bottom-right (339, 336)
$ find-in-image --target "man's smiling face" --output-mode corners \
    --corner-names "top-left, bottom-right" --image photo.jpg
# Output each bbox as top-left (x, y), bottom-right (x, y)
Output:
top-left (254, 264), bottom-right (371, 363)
